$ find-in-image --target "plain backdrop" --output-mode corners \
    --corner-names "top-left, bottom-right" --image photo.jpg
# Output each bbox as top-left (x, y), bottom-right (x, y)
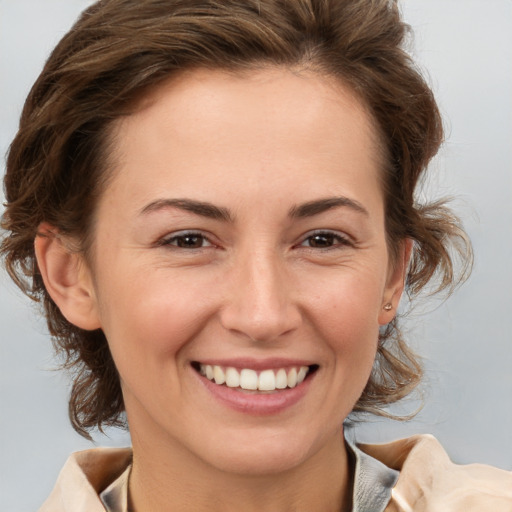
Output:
top-left (1, 1), bottom-right (511, 509)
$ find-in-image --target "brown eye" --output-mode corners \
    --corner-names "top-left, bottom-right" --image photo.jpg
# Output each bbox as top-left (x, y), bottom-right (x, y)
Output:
top-left (301, 231), bottom-right (350, 249)
top-left (162, 232), bottom-right (212, 249)
top-left (175, 234), bottom-right (204, 248)
top-left (308, 233), bottom-right (336, 248)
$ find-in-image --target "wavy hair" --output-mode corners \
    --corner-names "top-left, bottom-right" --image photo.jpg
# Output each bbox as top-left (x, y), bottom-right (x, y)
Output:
top-left (1, 0), bottom-right (471, 438)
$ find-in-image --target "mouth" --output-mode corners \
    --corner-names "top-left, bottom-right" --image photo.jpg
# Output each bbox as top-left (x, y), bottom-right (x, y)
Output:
top-left (191, 362), bottom-right (319, 393)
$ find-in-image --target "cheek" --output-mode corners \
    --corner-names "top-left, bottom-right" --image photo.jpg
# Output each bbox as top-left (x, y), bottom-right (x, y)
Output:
top-left (320, 296), bottom-right (380, 362)
top-left (306, 269), bottom-right (384, 380)
top-left (297, 277), bottom-right (382, 424)
top-left (94, 268), bottom-right (216, 370)
top-left (308, 266), bottom-right (386, 336)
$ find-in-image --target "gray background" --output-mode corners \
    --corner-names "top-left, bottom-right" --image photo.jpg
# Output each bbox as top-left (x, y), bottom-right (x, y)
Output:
top-left (1, 0), bottom-right (511, 509)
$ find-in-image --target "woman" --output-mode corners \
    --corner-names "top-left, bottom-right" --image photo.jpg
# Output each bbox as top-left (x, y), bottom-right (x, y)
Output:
top-left (1, 0), bottom-right (511, 510)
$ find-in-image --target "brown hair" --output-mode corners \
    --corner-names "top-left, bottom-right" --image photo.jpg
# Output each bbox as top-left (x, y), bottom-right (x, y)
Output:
top-left (1, 0), bottom-right (471, 438)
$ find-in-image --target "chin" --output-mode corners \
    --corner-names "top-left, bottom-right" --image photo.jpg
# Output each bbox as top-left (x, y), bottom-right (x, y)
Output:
top-left (196, 427), bottom-right (330, 476)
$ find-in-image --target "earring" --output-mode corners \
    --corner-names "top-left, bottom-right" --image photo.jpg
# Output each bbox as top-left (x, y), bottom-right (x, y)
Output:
top-left (383, 303), bottom-right (393, 311)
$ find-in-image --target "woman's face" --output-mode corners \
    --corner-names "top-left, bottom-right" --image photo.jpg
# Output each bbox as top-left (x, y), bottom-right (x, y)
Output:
top-left (82, 68), bottom-right (405, 474)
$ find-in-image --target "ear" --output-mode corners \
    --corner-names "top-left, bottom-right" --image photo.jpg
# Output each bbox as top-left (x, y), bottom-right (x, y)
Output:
top-left (378, 238), bottom-right (413, 325)
top-left (34, 223), bottom-right (101, 331)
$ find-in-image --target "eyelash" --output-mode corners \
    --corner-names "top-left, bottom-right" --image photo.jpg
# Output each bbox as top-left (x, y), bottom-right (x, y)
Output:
top-left (298, 230), bottom-right (353, 250)
top-left (159, 229), bottom-right (351, 252)
top-left (159, 231), bottom-right (213, 249)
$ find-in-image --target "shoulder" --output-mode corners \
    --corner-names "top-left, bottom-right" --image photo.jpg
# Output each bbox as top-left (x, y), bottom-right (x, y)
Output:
top-left (39, 447), bottom-right (132, 512)
top-left (358, 435), bottom-right (512, 512)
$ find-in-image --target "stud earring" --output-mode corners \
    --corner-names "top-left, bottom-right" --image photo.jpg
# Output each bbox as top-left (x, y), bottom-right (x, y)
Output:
top-left (383, 303), bottom-right (393, 311)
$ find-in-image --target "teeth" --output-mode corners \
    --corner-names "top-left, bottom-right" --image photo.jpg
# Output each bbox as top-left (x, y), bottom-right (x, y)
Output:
top-left (199, 364), bottom-right (310, 391)
top-left (275, 369), bottom-right (288, 389)
top-left (287, 367), bottom-right (297, 388)
top-left (213, 366), bottom-right (225, 385)
top-left (225, 367), bottom-right (240, 388)
top-left (258, 370), bottom-right (275, 391)
top-left (240, 369), bottom-right (258, 390)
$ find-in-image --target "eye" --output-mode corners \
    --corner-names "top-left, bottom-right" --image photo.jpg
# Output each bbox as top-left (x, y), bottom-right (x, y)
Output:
top-left (160, 231), bottom-right (213, 249)
top-left (300, 231), bottom-right (351, 249)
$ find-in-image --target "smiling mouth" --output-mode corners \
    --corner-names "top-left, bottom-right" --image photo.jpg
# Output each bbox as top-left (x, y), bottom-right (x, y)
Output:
top-left (192, 363), bottom-right (318, 392)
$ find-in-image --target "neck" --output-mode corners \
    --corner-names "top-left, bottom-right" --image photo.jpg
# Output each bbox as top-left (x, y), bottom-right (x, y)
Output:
top-left (128, 427), bottom-right (352, 512)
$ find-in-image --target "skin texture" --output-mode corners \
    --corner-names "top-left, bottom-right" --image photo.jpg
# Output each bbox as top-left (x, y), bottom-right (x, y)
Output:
top-left (35, 67), bottom-right (409, 511)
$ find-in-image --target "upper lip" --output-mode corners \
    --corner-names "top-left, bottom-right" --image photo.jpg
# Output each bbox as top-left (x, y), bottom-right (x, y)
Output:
top-left (192, 357), bottom-right (316, 371)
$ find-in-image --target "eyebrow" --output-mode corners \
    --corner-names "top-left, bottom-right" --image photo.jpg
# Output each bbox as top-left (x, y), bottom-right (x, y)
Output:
top-left (288, 196), bottom-right (369, 218)
top-left (139, 195), bottom-right (368, 222)
top-left (139, 198), bottom-right (233, 222)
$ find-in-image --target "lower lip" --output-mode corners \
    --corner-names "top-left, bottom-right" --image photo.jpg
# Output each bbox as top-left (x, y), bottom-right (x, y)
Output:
top-left (195, 370), bottom-right (315, 415)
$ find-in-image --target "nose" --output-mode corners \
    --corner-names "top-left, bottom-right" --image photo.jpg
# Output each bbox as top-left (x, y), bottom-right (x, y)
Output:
top-left (219, 247), bottom-right (302, 343)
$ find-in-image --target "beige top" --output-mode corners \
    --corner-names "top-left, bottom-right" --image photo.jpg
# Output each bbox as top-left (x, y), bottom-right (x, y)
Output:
top-left (39, 434), bottom-right (512, 512)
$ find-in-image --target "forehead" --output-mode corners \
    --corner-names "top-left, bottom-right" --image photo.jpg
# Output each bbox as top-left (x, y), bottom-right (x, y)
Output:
top-left (104, 67), bottom-right (384, 213)
top-left (114, 66), bottom-right (381, 153)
